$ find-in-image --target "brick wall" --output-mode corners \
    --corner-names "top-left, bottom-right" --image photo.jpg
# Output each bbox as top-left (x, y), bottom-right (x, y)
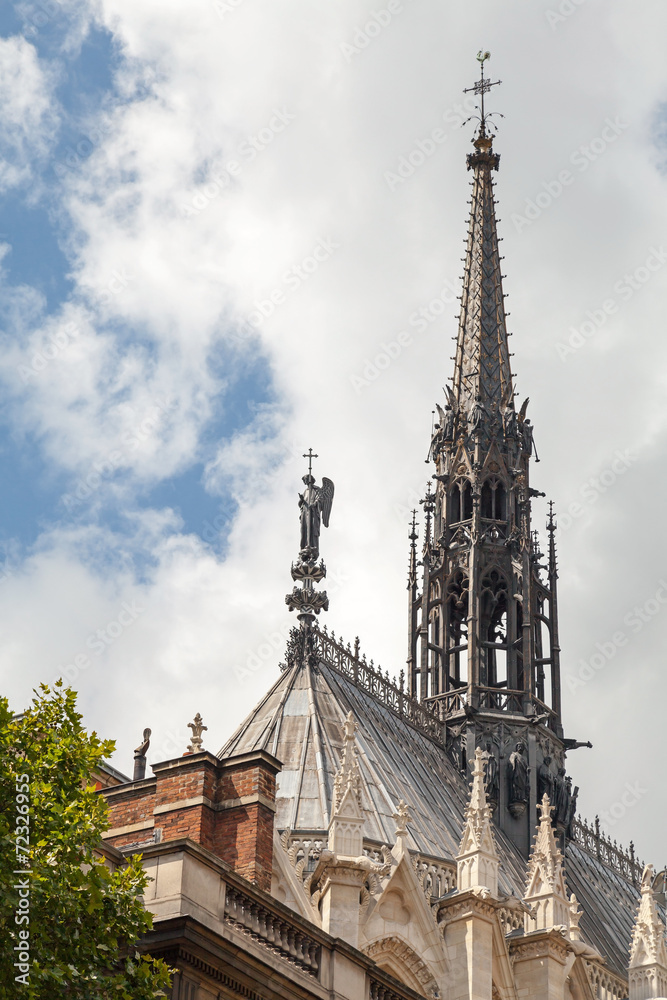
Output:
top-left (101, 749), bottom-right (281, 892)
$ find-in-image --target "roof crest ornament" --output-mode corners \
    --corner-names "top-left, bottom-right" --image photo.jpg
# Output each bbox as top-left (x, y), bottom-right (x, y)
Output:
top-left (462, 50), bottom-right (503, 144)
top-left (285, 448), bottom-right (335, 626)
top-left (186, 713), bottom-right (207, 754)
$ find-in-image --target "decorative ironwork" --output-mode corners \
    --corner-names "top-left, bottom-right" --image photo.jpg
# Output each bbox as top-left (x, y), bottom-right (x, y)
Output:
top-left (310, 625), bottom-right (446, 747)
top-left (570, 815), bottom-right (644, 887)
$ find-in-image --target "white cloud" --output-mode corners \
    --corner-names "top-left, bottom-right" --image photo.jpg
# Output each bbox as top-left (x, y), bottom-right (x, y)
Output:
top-left (0, 34), bottom-right (59, 193)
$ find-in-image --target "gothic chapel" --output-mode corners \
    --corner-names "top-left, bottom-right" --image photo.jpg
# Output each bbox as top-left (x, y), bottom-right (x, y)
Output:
top-left (101, 61), bottom-right (667, 1000)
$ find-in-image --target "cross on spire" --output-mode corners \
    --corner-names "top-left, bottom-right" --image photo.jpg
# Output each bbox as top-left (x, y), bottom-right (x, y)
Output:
top-left (303, 448), bottom-right (318, 476)
top-left (463, 50), bottom-right (502, 139)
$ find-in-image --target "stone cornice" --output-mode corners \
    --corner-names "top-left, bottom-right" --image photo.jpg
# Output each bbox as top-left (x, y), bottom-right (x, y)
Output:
top-left (509, 928), bottom-right (570, 964)
top-left (435, 889), bottom-right (499, 925)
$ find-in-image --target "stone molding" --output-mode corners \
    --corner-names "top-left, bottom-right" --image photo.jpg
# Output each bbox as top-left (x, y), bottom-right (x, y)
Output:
top-left (364, 936), bottom-right (438, 997)
top-left (509, 929), bottom-right (570, 965)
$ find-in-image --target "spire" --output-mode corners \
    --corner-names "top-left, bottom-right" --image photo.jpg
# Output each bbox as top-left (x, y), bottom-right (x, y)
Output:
top-left (329, 712), bottom-right (363, 856)
top-left (547, 502), bottom-right (563, 721)
top-left (407, 56), bottom-right (573, 860)
top-left (524, 795), bottom-right (570, 932)
top-left (406, 511), bottom-right (419, 699)
top-left (629, 864), bottom-right (667, 1000)
top-left (453, 52), bottom-right (512, 426)
top-left (456, 746), bottom-right (499, 896)
top-left (285, 450), bottom-right (335, 624)
top-left (407, 509), bottom-right (418, 590)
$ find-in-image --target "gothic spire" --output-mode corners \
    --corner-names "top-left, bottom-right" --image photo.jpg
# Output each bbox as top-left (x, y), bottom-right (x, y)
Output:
top-left (456, 746), bottom-right (499, 896)
top-left (524, 794), bottom-right (570, 932)
top-left (407, 56), bottom-right (572, 860)
top-left (629, 864), bottom-right (667, 1000)
top-left (453, 52), bottom-right (512, 425)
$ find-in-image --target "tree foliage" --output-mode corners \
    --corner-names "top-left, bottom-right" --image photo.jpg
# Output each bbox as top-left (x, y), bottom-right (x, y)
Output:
top-left (0, 682), bottom-right (172, 999)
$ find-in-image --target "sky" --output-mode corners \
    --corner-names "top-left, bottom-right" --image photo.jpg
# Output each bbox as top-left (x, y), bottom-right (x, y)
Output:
top-left (0, 0), bottom-right (665, 867)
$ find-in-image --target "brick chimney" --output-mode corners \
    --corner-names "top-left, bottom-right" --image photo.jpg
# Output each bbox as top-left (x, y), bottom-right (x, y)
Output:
top-left (101, 749), bottom-right (281, 892)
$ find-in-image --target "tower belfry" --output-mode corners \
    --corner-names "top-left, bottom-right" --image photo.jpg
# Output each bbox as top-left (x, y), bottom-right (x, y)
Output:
top-left (407, 54), bottom-right (574, 856)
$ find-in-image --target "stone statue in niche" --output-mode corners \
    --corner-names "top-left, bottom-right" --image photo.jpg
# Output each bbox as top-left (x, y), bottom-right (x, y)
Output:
top-left (507, 741), bottom-right (529, 817)
top-left (482, 741), bottom-right (499, 806)
top-left (537, 754), bottom-right (555, 804)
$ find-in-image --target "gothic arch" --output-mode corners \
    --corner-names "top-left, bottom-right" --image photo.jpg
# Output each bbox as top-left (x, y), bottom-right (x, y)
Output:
top-left (363, 936), bottom-right (438, 998)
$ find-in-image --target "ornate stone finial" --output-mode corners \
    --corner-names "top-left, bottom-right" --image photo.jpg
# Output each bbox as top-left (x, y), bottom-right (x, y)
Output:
top-left (393, 800), bottom-right (412, 837)
top-left (392, 799), bottom-right (412, 861)
top-left (629, 864), bottom-right (667, 1000)
top-left (333, 711), bottom-right (362, 814)
top-left (133, 727), bottom-right (151, 781)
top-left (285, 450), bottom-right (335, 625)
top-left (186, 713), bottom-right (207, 754)
top-left (329, 712), bottom-right (364, 857)
top-left (569, 893), bottom-right (583, 941)
top-left (524, 793), bottom-right (570, 933)
top-left (456, 746), bottom-right (499, 897)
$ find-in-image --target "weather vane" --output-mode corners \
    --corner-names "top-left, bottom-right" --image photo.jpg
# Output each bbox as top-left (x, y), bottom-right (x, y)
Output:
top-left (463, 50), bottom-right (503, 139)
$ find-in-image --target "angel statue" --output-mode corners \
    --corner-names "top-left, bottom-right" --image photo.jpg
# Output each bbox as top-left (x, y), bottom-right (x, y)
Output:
top-left (299, 474), bottom-right (335, 559)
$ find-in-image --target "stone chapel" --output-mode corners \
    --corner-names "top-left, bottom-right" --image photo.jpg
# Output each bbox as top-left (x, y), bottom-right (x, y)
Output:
top-left (100, 62), bottom-right (667, 1000)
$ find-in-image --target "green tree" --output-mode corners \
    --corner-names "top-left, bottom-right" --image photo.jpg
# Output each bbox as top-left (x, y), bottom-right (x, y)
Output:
top-left (0, 682), bottom-right (172, 999)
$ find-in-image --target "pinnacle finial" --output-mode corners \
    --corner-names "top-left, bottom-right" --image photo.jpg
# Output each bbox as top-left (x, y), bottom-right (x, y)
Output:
top-left (332, 711), bottom-right (362, 815)
top-left (393, 799), bottom-right (412, 838)
top-left (285, 453), bottom-right (334, 624)
top-left (456, 746), bottom-right (499, 896)
top-left (186, 713), bottom-right (207, 754)
top-left (524, 793), bottom-right (570, 932)
top-left (629, 863), bottom-right (667, 986)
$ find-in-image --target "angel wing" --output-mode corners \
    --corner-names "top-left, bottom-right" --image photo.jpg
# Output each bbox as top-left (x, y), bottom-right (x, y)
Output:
top-left (518, 397), bottom-right (530, 422)
top-left (435, 402), bottom-right (446, 427)
top-left (443, 385), bottom-right (458, 413)
top-left (319, 477), bottom-right (335, 528)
